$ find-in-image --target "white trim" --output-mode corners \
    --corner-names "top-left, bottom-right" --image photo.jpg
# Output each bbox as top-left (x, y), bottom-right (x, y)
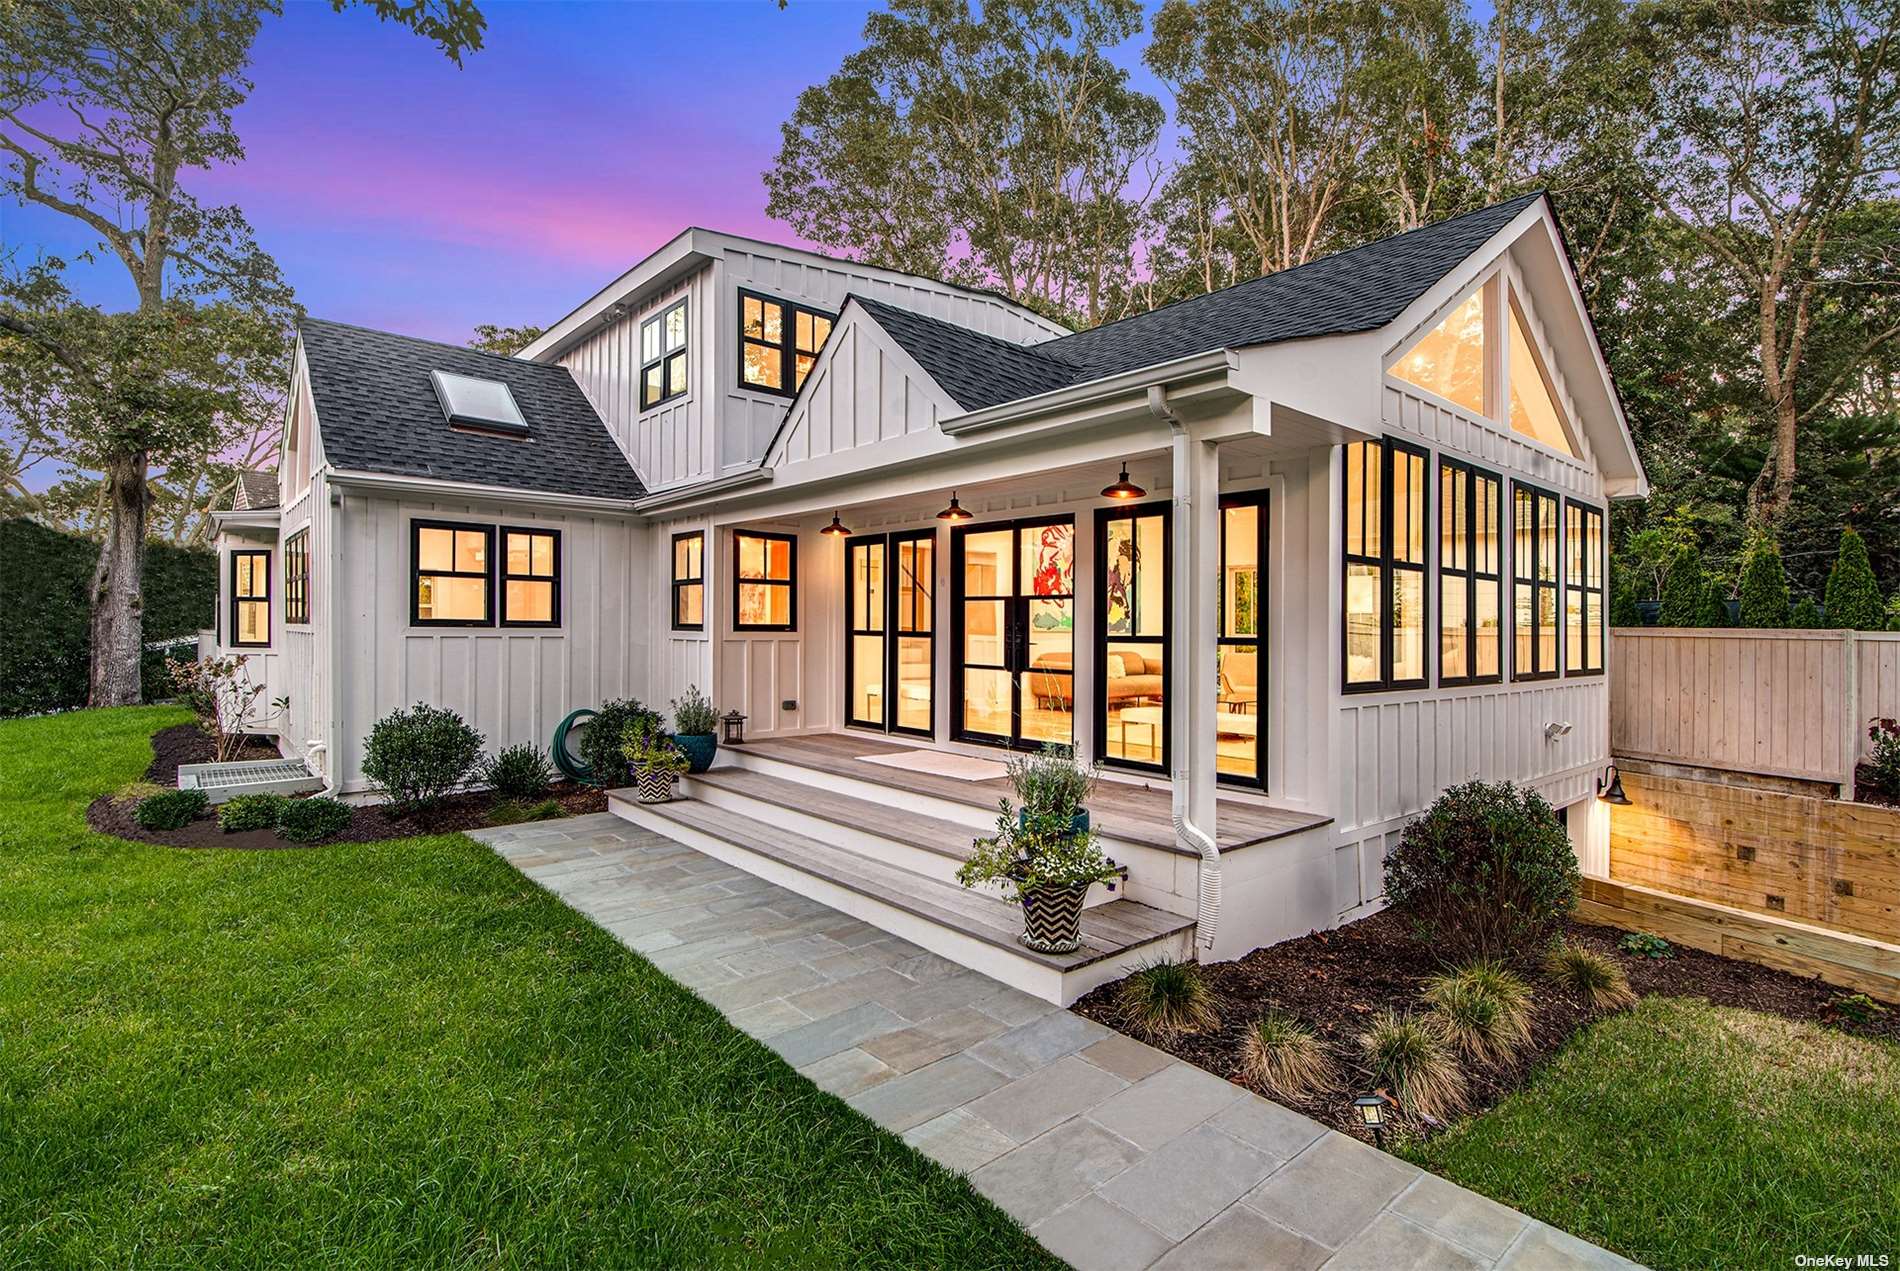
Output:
top-left (633, 466), bottom-right (774, 514)
top-left (942, 348), bottom-right (1240, 434)
top-left (323, 468), bottom-right (640, 516)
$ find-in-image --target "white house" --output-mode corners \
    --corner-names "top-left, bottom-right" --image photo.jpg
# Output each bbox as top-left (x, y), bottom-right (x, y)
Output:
top-left (209, 193), bottom-right (1647, 1003)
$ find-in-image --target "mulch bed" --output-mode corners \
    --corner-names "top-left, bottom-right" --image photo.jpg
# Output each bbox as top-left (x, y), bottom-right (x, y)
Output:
top-left (1072, 907), bottom-right (1899, 1143)
top-left (144, 722), bottom-right (280, 784)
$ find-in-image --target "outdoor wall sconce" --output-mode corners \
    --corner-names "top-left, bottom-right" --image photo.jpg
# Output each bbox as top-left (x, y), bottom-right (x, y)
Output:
top-left (1353, 1092), bottom-right (1391, 1149)
top-left (936, 491), bottom-right (973, 522)
top-left (720, 710), bottom-right (748, 746)
top-left (1100, 462), bottom-right (1146, 500)
top-left (1544, 720), bottom-right (1574, 742)
top-left (820, 512), bottom-right (850, 537)
top-left (1597, 764), bottom-right (1631, 805)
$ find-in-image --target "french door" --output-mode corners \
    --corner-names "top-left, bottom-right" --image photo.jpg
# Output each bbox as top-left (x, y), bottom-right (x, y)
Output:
top-left (1096, 503), bottom-right (1170, 774)
top-left (845, 530), bottom-right (934, 736)
top-left (1218, 490), bottom-right (1269, 789)
top-left (952, 516), bottom-right (1075, 749)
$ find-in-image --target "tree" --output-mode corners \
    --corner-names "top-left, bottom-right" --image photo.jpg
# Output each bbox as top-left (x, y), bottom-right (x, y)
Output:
top-left (1657, 543), bottom-right (1710, 625)
top-left (1790, 594), bottom-right (1824, 627)
top-left (1823, 525), bottom-right (1887, 628)
top-left (1737, 526), bottom-right (1792, 625)
top-left (1697, 576), bottom-right (1734, 626)
top-left (766, 0), bottom-right (1163, 325)
top-left (468, 323), bottom-right (545, 356)
top-left (0, 0), bottom-right (480, 705)
top-left (1632, 0), bottom-right (1900, 524)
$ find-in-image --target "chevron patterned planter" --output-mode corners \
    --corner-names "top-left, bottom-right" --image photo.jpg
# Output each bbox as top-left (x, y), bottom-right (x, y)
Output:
top-left (1018, 883), bottom-right (1089, 954)
top-left (634, 767), bottom-right (677, 804)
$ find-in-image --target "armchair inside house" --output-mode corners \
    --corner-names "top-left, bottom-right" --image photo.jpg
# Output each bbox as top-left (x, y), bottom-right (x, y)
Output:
top-left (1219, 649), bottom-right (1258, 713)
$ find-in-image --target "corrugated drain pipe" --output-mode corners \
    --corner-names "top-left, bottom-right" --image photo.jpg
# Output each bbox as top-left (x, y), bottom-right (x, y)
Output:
top-left (1148, 385), bottom-right (1221, 953)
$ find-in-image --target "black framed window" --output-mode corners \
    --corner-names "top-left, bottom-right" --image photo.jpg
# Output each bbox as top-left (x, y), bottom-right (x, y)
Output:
top-left (739, 289), bottom-right (834, 397)
top-left (500, 527), bottom-right (560, 627)
top-left (284, 530), bottom-right (309, 625)
top-left (1512, 482), bottom-right (1562, 680)
top-left (672, 531), bottom-right (705, 631)
top-left (1565, 500), bottom-right (1605, 675)
top-left (1096, 503), bottom-right (1170, 774)
top-left (1219, 490), bottom-right (1268, 790)
top-left (733, 530), bottom-right (796, 632)
top-left (1438, 459), bottom-right (1502, 686)
top-left (412, 521), bottom-right (493, 627)
top-left (640, 298), bottom-right (689, 410)
top-left (230, 549), bottom-right (270, 648)
top-left (1343, 438), bottom-right (1429, 691)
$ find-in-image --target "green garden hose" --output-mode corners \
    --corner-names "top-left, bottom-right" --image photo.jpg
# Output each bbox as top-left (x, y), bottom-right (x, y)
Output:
top-left (552, 708), bottom-right (597, 783)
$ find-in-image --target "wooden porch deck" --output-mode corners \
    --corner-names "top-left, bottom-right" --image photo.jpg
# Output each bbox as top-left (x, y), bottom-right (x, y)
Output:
top-left (737, 733), bottom-right (1331, 855)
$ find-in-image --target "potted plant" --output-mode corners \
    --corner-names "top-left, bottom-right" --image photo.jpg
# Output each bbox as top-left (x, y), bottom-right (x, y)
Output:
top-left (957, 747), bottom-right (1119, 954)
top-left (621, 717), bottom-right (688, 803)
top-left (670, 685), bottom-right (720, 774)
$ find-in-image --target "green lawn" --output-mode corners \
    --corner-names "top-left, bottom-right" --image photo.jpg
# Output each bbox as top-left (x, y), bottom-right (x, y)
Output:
top-left (0, 707), bottom-right (1057, 1268)
top-left (1405, 995), bottom-right (1900, 1270)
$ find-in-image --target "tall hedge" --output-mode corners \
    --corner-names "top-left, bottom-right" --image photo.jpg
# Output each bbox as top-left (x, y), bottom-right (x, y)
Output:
top-left (1823, 527), bottom-right (1886, 630)
top-left (0, 518), bottom-right (216, 717)
top-left (1737, 532), bottom-right (1791, 628)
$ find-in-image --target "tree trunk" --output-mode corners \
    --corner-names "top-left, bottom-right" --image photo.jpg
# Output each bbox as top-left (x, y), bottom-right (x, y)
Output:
top-left (88, 453), bottom-right (149, 707)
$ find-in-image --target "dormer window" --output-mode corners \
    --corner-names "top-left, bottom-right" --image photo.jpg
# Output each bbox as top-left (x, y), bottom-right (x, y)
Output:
top-left (739, 289), bottom-right (833, 397)
top-left (430, 370), bottom-right (529, 437)
top-left (641, 298), bottom-right (689, 410)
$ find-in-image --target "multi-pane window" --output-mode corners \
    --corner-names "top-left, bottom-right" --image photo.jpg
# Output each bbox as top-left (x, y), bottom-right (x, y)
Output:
top-left (640, 298), bottom-right (689, 410)
top-left (672, 531), bottom-right (704, 630)
top-left (1438, 459), bottom-right (1502, 685)
top-left (733, 530), bottom-right (796, 631)
top-left (500, 528), bottom-right (559, 627)
top-left (284, 530), bottom-right (309, 625)
top-left (413, 521), bottom-right (493, 626)
top-left (1344, 438), bottom-right (1429, 691)
top-left (1512, 483), bottom-right (1562, 679)
top-left (739, 290), bottom-right (834, 397)
top-left (1390, 286), bottom-right (1488, 417)
top-left (1565, 501), bottom-right (1605, 674)
top-left (231, 549), bottom-right (270, 647)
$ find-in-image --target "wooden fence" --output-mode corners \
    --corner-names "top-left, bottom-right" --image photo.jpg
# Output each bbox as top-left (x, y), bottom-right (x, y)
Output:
top-left (1611, 628), bottom-right (1900, 791)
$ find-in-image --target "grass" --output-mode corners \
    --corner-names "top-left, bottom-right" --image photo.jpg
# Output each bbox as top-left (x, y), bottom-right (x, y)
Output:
top-left (1361, 1010), bottom-right (1467, 1121)
top-left (1405, 996), bottom-right (1900, 1269)
top-left (0, 707), bottom-right (1059, 1268)
top-left (1116, 959), bottom-right (1219, 1041)
top-left (1545, 942), bottom-right (1637, 1009)
top-left (1239, 1011), bottom-right (1336, 1101)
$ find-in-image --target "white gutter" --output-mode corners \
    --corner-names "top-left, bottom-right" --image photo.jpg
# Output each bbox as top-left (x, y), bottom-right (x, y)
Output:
top-left (325, 468), bottom-right (640, 516)
top-left (1150, 384), bottom-right (1221, 952)
top-left (319, 472), bottom-right (345, 798)
top-left (942, 348), bottom-right (1238, 436)
top-left (632, 466), bottom-right (773, 515)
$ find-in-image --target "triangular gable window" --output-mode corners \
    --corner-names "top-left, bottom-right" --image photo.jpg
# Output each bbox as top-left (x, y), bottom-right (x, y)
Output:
top-left (1506, 288), bottom-right (1577, 457)
top-left (1390, 286), bottom-right (1487, 417)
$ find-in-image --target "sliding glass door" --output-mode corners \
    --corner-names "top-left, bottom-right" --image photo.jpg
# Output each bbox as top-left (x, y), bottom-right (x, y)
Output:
top-left (953, 516), bottom-right (1074, 749)
top-left (846, 530), bottom-right (934, 736)
top-left (1097, 504), bottom-right (1170, 773)
top-left (1218, 491), bottom-right (1268, 788)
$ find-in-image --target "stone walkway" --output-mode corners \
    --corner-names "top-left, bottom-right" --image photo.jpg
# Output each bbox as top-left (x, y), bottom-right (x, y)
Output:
top-left (475, 813), bottom-right (1639, 1271)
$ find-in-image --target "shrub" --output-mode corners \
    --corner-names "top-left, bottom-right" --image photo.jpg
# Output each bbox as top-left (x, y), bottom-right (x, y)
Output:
top-left (621, 716), bottom-right (689, 778)
top-left (1117, 961), bottom-right (1219, 1041)
top-left (1361, 1010), bottom-right (1467, 1122)
top-left (1737, 530), bottom-right (1790, 628)
top-left (1790, 596), bottom-right (1823, 629)
top-left (1830, 993), bottom-right (1889, 1027)
top-left (1240, 1012), bottom-right (1337, 1101)
top-left (1546, 944), bottom-right (1636, 1010)
top-left (276, 796), bottom-right (353, 843)
top-left (489, 797), bottom-right (563, 826)
top-left (1422, 960), bottom-right (1533, 1064)
top-left (1695, 578), bottom-right (1732, 627)
top-left (361, 702), bottom-right (484, 817)
top-left (134, 788), bottom-right (209, 831)
top-left (580, 698), bottom-right (660, 786)
top-left (1862, 718), bottom-right (1900, 800)
top-left (1824, 527), bottom-right (1886, 630)
top-left (672, 684), bottom-right (719, 736)
top-left (1007, 744), bottom-right (1100, 820)
top-left (1382, 781), bottom-right (1581, 961)
top-left (1888, 593), bottom-right (1900, 632)
top-left (481, 743), bottom-right (553, 804)
top-left (218, 793), bottom-right (288, 833)
top-left (1656, 545), bottom-right (1707, 627)
top-left (1618, 931), bottom-right (1674, 960)
top-left (1609, 573), bottom-right (1643, 627)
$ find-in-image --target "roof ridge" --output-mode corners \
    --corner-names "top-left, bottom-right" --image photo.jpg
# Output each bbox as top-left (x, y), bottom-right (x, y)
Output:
top-left (299, 315), bottom-right (562, 372)
top-left (846, 293), bottom-right (1084, 368)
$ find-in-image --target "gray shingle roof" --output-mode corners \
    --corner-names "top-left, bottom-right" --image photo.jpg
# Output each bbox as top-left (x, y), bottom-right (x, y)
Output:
top-left (299, 318), bottom-right (645, 501)
top-left (231, 470), bottom-right (278, 510)
top-left (855, 193), bottom-right (1546, 412)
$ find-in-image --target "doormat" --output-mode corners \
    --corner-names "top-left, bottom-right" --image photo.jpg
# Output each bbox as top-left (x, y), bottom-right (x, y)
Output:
top-left (858, 750), bottom-right (1010, 782)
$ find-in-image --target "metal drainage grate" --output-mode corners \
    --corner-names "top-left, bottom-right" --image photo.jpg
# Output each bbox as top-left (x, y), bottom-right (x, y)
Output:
top-left (176, 758), bottom-right (323, 805)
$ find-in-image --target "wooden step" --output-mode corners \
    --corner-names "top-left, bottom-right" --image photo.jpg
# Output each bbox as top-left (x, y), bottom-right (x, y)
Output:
top-left (609, 791), bottom-right (1195, 1002)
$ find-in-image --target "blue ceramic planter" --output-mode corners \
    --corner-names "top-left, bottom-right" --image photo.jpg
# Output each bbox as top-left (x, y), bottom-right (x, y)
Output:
top-left (673, 733), bottom-right (718, 774)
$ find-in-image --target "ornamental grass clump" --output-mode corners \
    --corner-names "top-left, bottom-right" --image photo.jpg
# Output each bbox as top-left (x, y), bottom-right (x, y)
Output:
top-left (1361, 1010), bottom-right (1467, 1122)
top-left (1117, 960), bottom-right (1219, 1042)
top-left (1423, 961), bottom-right (1534, 1065)
top-left (1546, 944), bottom-right (1637, 1010)
top-left (1240, 1011), bottom-right (1337, 1101)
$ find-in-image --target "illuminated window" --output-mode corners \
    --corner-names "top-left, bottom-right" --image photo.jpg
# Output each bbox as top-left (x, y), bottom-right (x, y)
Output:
top-left (672, 531), bottom-right (704, 631)
top-left (1438, 459), bottom-right (1502, 686)
top-left (1507, 288), bottom-right (1578, 456)
top-left (230, 549), bottom-right (270, 647)
top-left (1512, 483), bottom-right (1562, 679)
top-left (1390, 287), bottom-right (1487, 417)
top-left (413, 521), bottom-right (492, 626)
top-left (500, 527), bottom-right (559, 627)
top-left (640, 298), bottom-right (689, 410)
top-left (733, 530), bottom-right (796, 631)
top-left (284, 530), bottom-right (309, 625)
top-left (1344, 438), bottom-right (1429, 691)
top-left (739, 289), bottom-right (834, 397)
top-left (1565, 501), bottom-right (1605, 674)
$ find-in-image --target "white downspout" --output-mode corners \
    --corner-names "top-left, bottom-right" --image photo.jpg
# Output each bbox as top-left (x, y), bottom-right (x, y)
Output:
top-left (317, 478), bottom-right (345, 797)
top-left (1149, 385), bottom-right (1221, 952)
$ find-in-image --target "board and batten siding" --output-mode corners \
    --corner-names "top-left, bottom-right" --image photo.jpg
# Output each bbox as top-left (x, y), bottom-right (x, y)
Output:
top-left (328, 492), bottom-right (645, 793)
top-left (765, 310), bottom-right (953, 469)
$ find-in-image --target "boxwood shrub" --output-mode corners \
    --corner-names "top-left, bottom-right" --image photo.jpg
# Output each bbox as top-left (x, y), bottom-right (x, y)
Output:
top-left (579, 698), bottom-right (660, 787)
top-left (134, 788), bottom-right (209, 831)
top-left (276, 796), bottom-right (353, 843)
top-left (361, 703), bottom-right (484, 817)
top-left (217, 793), bottom-right (288, 833)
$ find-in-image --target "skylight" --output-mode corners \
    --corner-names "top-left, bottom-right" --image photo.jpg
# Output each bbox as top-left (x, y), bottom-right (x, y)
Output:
top-left (430, 370), bottom-right (529, 435)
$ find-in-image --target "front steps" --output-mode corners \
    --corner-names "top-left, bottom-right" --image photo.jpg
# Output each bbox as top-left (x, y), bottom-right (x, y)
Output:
top-left (609, 765), bottom-right (1196, 1005)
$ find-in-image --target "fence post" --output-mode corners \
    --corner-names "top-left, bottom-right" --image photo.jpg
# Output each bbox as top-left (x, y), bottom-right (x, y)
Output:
top-left (1841, 628), bottom-right (1860, 800)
